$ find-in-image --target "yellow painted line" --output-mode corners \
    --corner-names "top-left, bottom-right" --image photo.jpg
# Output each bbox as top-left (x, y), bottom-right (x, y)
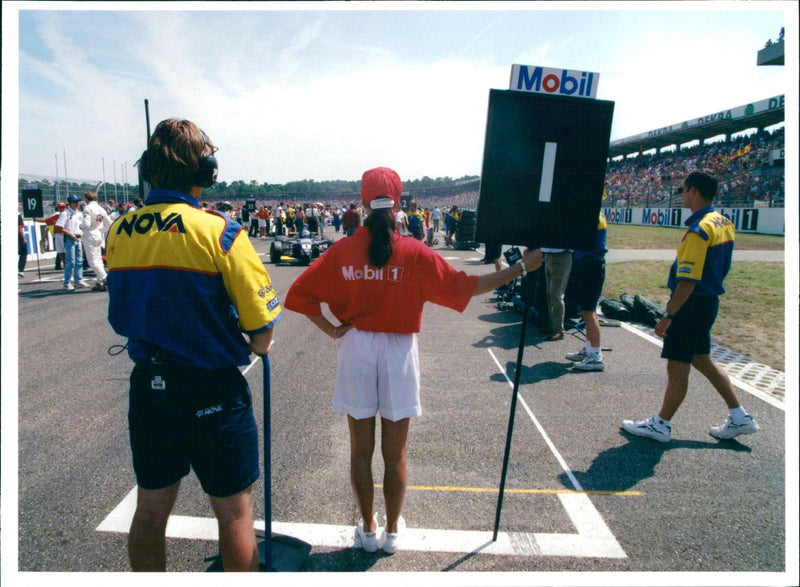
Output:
top-left (376, 484), bottom-right (644, 497)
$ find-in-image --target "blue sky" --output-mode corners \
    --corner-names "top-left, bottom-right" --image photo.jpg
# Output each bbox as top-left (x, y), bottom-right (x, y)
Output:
top-left (5, 1), bottom-right (795, 185)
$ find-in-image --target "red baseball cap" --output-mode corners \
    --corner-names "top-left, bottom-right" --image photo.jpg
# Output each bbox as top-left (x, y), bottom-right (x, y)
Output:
top-left (361, 167), bottom-right (401, 210)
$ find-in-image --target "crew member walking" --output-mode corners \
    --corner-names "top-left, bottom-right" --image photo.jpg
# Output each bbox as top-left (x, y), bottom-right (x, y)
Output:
top-left (80, 191), bottom-right (112, 291)
top-left (622, 170), bottom-right (759, 442)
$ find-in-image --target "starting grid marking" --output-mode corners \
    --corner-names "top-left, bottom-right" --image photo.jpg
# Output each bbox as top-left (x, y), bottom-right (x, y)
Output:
top-left (96, 346), bottom-right (628, 560)
top-left (96, 485), bottom-right (626, 559)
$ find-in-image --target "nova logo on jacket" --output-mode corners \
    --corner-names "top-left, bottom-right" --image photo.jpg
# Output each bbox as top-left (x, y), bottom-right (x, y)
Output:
top-left (115, 212), bottom-right (186, 236)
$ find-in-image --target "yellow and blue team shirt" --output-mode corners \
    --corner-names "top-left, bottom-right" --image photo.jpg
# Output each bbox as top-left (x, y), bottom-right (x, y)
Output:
top-left (106, 189), bottom-right (282, 368)
top-left (574, 212), bottom-right (607, 263)
top-left (668, 206), bottom-right (735, 297)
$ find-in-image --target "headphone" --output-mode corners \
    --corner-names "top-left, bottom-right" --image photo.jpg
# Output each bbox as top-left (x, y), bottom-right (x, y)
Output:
top-left (193, 151), bottom-right (219, 188)
top-left (137, 140), bottom-right (218, 188)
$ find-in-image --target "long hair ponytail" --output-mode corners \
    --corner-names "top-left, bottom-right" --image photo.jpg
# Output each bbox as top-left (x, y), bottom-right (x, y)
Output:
top-left (364, 208), bottom-right (396, 268)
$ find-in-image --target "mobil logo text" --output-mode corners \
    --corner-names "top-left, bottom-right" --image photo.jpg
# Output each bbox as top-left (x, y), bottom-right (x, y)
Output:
top-left (604, 208), bottom-right (632, 224)
top-left (718, 208), bottom-right (759, 232)
top-left (641, 208), bottom-right (682, 227)
top-left (341, 264), bottom-right (405, 282)
top-left (509, 64), bottom-right (599, 99)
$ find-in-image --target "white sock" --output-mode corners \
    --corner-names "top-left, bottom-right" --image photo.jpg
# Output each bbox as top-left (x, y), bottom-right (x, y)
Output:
top-left (656, 417), bottom-right (670, 428)
top-left (729, 406), bottom-right (748, 422)
top-left (590, 346), bottom-right (602, 359)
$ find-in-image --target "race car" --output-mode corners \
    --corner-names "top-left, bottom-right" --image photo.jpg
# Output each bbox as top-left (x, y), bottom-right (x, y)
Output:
top-left (269, 229), bottom-right (333, 265)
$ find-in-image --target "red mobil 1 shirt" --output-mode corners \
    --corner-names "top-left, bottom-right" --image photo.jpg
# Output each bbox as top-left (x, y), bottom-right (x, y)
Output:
top-left (284, 227), bottom-right (478, 333)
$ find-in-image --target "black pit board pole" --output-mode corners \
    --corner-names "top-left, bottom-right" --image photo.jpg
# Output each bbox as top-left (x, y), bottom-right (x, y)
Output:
top-left (492, 298), bottom-right (530, 541)
top-left (262, 354), bottom-right (275, 571)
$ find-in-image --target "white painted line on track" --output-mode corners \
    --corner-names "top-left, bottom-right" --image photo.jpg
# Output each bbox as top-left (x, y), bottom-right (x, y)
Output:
top-left (485, 347), bottom-right (627, 558)
top-left (96, 486), bottom-right (625, 558)
top-left (486, 348), bottom-right (583, 491)
top-left (95, 344), bottom-right (626, 559)
top-left (618, 321), bottom-right (786, 410)
top-left (241, 354), bottom-right (260, 376)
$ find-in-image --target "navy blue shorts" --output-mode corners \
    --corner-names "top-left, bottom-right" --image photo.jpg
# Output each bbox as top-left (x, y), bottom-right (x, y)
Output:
top-left (661, 295), bottom-right (719, 363)
top-left (572, 258), bottom-right (606, 312)
top-left (128, 362), bottom-right (259, 498)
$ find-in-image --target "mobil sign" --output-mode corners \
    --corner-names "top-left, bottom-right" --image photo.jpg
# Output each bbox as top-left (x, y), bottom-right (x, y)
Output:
top-left (510, 64), bottom-right (599, 99)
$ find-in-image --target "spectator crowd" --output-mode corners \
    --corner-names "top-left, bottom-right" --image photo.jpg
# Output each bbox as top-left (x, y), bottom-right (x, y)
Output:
top-left (606, 127), bottom-right (784, 208)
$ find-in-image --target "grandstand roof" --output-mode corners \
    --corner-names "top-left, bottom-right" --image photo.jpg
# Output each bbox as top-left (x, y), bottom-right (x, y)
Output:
top-left (608, 94), bottom-right (784, 159)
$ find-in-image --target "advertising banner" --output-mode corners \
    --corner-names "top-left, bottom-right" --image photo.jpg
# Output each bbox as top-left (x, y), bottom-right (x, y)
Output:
top-left (602, 207), bottom-right (784, 234)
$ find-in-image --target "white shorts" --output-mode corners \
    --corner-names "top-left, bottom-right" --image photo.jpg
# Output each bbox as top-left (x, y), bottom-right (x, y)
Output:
top-left (334, 329), bottom-right (421, 422)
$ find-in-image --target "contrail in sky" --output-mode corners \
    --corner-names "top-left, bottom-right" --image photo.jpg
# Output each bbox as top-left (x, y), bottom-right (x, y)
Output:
top-left (458, 16), bottom-right (504, 58)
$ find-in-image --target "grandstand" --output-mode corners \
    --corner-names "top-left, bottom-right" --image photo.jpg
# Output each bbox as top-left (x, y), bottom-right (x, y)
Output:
top-left (606, 123), bottom-right (784, 209)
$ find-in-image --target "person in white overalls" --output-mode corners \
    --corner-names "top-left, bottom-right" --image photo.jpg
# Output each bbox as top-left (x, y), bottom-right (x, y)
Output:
top-left (80, 191), bottom-right (112, 291)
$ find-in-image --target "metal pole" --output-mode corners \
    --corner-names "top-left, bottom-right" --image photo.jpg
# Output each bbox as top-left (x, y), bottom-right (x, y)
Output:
top-left (102, 157), bottom-right (107, 202)
top-left (54, 154), bottom-right (60, 202)
top-left (145, 99), bottom-right (151, 141)
top-left (113, 159), bottom-right (118, 199)
top-left (63, 149), bottom-right (68, 197)
top-left (492, 297), bottom-right (531, 541)
top-left (263, 355), bottom-right (274, 571)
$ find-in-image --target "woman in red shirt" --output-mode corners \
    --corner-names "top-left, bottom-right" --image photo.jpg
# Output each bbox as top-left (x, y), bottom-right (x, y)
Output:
top-left (284, 167), bottom-right (541, 554)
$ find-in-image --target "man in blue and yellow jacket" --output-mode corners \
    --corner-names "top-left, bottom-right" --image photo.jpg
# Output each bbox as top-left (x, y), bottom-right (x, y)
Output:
top-left (107, 119), bottom-right (280, 572)
top-left (622, 170), bottom-right (759, 443)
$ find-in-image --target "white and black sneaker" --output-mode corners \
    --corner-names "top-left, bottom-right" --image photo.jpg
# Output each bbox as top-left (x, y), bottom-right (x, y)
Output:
top-left (565, 348), bottom-right (588, 362)
top-left (710, 415), bottom-right (760, 439)
top-left (573, 354), bottom-right (604, 371)
top-left (622, 417), bottom-right (671, 443)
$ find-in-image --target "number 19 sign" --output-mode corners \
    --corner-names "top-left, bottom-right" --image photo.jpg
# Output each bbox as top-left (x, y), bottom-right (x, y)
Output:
top-left (21, 188), bottom-right (44, 219)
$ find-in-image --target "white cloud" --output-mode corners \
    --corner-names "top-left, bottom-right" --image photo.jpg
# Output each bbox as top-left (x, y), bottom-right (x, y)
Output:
top-left (11, 5), bottom-right (793, 185)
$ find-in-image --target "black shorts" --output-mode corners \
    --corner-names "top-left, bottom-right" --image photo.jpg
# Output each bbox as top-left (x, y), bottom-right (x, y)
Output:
top-left (572, 258), bottom-right (606, 312)
top-left (661, 295), bottom-right (720, 363)
top-left (128, 362), bottom-right (259, 498)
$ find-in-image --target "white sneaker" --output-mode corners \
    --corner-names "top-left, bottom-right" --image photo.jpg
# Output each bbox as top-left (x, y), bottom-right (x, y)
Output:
top-left (354, 514), bottom-right (379, 552)
top-left (76, 279), bottom-right (90, 288)
top-left (622, 417), bottom-right (671, 443)
top-left (710, 415), bottom-right (760, 439)
top-left (573, 354), bottom-right (604, 371)
top-left (64, 282), bottom-right (75, 291)
top-left (379, 515), bottom-right (406, 554)
top-left (565, 347), bottom-right (588, 362)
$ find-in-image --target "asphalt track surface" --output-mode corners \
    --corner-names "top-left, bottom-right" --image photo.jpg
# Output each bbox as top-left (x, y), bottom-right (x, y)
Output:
top-left (12, 230), bottom-right (794, 585)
